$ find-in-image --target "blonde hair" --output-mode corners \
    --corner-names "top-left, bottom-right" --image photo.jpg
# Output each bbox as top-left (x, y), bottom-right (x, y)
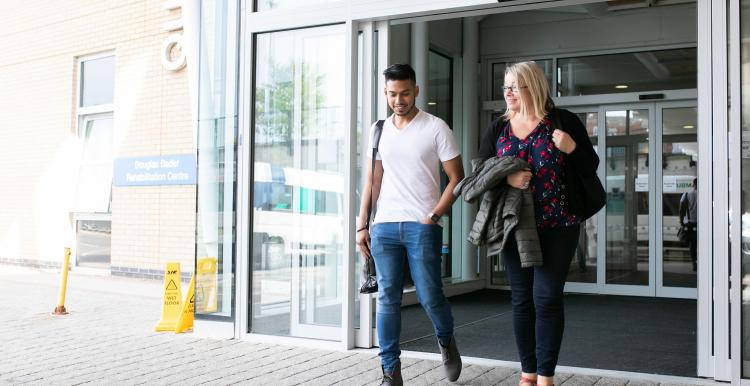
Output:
top-left (502, 61), bottom-right (552, 121)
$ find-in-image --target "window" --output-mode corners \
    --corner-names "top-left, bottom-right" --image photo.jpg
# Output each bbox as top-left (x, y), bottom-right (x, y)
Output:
top-left (557, 48), bottom-right (696, 96)
top-left (255, 0), bottom-right (335, 11)
top-left (492, 59), bottom-right (553, 100)
top-left (75, 115), bottom-right (114, 213)
top-left (80, 55), bottom-right (115, 108)
top-left (75, 53), bottom-right (115, 214)
top-left (76, 219), bottom-right (112, 268)
top-left (74, 53), bottom-right (115, 269)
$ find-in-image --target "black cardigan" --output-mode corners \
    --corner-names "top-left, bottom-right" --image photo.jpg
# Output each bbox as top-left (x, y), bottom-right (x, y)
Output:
top-left (478, 108), bottom-right (601, 219)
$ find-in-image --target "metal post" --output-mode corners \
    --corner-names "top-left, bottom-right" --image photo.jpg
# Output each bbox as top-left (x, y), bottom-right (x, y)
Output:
top-left (53, 247), bottom-right (71, 315)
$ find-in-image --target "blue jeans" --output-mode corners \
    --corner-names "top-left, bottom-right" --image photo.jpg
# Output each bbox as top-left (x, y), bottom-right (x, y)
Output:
top-left (502, 224), bottom-right (580, 377)
top-left (370, 222), bottom-right (454, 372)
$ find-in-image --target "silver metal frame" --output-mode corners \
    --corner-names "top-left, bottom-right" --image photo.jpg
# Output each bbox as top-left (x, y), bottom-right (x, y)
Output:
top-left (729, 0), bottom-right (743, 382)
top-left (343, 19), bottom-right (358, 349)
top-left (354, 20), bottom-right (376, 349)
top-left (695, 0), bottom-right (714, 378)
top-left (710, 0), bottom-right (731, 381)
top-left (236, 0), bottom-right (252, 341)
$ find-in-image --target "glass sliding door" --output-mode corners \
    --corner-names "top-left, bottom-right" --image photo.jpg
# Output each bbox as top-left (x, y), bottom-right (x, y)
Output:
top-left (561, 103), bottom-right (698, 298)
top-left (566, 109), bottom-right (600, 285)
top-left (604, 108), bottom-right (651, 289)
top-left (251, 24), bottom-right (346, 340)
top-left (657, 104), bottom-right (698, 295)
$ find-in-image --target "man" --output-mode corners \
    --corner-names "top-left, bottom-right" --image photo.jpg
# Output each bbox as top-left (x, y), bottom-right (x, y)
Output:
top-left (679, 178), bottom-right (698, 271)
top-left (356, 63), bottom-right (465, 386)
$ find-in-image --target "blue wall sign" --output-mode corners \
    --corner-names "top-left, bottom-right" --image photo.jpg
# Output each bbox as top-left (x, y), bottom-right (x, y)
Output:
top-left (114, 154), bottom-right (197, 186)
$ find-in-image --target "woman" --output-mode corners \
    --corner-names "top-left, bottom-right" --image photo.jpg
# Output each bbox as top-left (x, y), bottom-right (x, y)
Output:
top-left (478, 61), bottom-right (599, 386)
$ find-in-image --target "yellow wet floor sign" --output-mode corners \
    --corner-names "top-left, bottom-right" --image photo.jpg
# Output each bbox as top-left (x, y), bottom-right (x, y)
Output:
top-left (196, 257), bottom-right (217, 313)
top-left (175, 273), bottom-right (195, 333)
top-left (155, 262), bottom-right (182, 332)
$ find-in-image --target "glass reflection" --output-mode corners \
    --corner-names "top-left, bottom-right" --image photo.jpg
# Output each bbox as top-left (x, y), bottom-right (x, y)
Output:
top-left (76, 220), bottom-right (112, 268)
top-left (567, 112), bottom-right (599, 284)
top-left (739, 0), bottom-right (750, 375)
top-left (252, 25), bottom-right (345, 339)
top-left (195, 0), bottom-right (237, 319)
top-left (428, 50), bottom-right (454, 278)
top-left (605, 110), bottom-right (649, 285)
top-left (661, 107), bottom-right (697, 288)
top-left (492, 59), bottom-right (553, 100)
top-left (81, 55), bottom-right (115, 107)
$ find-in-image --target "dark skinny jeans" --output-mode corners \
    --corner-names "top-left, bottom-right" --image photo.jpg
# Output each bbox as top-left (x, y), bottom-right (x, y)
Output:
top-left (502, 224), bottom-right (580, 377)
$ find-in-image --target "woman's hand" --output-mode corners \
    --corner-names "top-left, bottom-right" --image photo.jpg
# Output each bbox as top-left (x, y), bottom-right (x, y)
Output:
top-left (507, 169), bottom-right (532, 189)
top-left (552, 129), bottom-right (577, 154)
top-left (356, 228), bottom-right (371, 259)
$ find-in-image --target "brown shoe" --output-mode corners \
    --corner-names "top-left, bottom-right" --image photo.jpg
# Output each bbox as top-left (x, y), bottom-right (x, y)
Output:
top-left (438, 337), bottom-right (462, 382)
top-left (380, 361), bottom-right (403, 386)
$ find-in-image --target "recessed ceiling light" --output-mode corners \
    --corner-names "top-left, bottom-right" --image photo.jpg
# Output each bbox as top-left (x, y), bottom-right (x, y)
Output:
top-left (683, 125), bottom-right (695, 129)
top-left (615, 85), bottom-right (628, 89)
top-left (427, 102), bottom-right (437, 106)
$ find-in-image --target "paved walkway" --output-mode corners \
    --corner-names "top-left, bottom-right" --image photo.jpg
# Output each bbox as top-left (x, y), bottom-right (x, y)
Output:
top-left (0, 265), bottom-right (723, 386)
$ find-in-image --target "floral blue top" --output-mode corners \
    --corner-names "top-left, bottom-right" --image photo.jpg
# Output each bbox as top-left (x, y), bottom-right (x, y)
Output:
top-left (496, 116), bottom-right (580, 229)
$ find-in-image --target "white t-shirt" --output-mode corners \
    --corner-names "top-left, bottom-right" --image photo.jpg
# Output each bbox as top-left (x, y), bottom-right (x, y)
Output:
top-left (368, 110), bottom-right (460, 223)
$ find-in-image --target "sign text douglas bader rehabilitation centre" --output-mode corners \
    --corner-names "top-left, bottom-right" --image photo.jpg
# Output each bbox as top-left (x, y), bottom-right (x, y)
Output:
top-left (114, 154), bottom-right (197, 186)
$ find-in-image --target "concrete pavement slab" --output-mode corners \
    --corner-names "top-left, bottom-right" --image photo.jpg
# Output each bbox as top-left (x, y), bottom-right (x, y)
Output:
top-left (0, 265), bottom-right (724, 386)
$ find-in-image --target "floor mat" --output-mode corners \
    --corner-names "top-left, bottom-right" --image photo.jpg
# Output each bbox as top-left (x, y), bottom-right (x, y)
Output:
top-left (399, 289), bottom-right (696, 376)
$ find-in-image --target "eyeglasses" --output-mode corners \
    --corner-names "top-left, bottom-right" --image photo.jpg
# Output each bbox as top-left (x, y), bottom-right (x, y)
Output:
top-left (502, 85), bottom-right (528, 94)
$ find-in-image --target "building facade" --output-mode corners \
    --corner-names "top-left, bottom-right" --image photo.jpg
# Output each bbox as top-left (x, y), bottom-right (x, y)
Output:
top-left (3, 0), bottom-right (750, 382)
top-left (0, 1), bottom-right (198, 279)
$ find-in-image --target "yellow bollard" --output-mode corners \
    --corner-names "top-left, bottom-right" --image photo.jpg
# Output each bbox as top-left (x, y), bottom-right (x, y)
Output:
top-left (53, 247), bottom-right (71, 315)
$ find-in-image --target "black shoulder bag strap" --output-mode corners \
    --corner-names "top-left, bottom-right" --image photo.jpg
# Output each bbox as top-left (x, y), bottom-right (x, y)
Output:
top-left (359, 120), bottom-right (384, 294)
top-left (365, 119), bottom-right (385, 228)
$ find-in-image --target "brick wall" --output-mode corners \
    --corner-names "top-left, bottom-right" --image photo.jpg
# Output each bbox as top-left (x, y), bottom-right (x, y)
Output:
top-left (0, 0), bottom-right (196, 275)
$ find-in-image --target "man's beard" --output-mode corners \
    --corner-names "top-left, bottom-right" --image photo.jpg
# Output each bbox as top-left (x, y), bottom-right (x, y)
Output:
top-left (393, 103), bottom-right (415, 116)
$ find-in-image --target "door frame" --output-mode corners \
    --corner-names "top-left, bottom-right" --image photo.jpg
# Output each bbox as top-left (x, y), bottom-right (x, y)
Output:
top-left (564, 101), bottom-right (699, 298)
top-left (353, 19), bottom-right (390, 349)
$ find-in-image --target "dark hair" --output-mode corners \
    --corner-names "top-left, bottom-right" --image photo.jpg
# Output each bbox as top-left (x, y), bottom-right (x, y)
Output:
top-left (383, 64), bottom-right (416, 83)
top-left (693, 178), bottom-right (697, 186)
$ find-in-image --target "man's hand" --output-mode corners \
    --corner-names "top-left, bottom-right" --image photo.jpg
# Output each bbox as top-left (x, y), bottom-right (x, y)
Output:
top-left (419, 216), bottom-right (435, 225)
top-left (356, 228), bottom-right (371, 259)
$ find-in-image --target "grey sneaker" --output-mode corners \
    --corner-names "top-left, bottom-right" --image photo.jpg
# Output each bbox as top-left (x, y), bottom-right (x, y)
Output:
top-left (380, 361), bottom-right (403, 386)
top-left (439, 336), bottom-right (462, 382)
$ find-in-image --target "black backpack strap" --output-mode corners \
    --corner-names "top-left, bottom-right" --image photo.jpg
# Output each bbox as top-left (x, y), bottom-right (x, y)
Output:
top-left (365, 120), bottom-right (385, 228)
